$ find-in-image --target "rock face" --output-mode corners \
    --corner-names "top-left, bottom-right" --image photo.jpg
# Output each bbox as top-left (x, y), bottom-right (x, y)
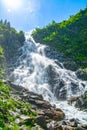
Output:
top-left (67, 97), bottom-right (79, 105)
top-left (5, 81), bottom-right (65, 129)
top-left (44, 47), bottom-right (64, 62)
top-left (76, 69), bottom-right (87, 80)
top-left (46, 65), bottom-right (67, 100)
top-left (67, 92), bottom-right (87, 110)
top-left (5, 81), bottom-right (87, 130)
top-left (44, 47), bottom-right (78, 72)
top-left (47, 118), bottom-right (80, 130)
top-left (63, 61), bottom-right (78, 71)
top-left (75, 91), bottom-right (87, 109)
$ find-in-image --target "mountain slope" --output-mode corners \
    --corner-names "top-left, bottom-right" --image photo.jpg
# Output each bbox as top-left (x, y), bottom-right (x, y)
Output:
top-left (0, 46), bottom-right (5, 79)
top-left (0, 20), bottom-right (25, 75)
top-left (32, 7), bottom-right (87, 68)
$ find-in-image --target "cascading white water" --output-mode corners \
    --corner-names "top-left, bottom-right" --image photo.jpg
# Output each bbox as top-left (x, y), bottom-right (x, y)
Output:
top-left (10, 36), bottom-right (87, 124)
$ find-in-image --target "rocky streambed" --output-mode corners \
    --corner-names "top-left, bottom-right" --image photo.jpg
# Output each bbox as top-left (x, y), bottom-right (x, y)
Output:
top-left (3, 80), bottom-right (87, 130)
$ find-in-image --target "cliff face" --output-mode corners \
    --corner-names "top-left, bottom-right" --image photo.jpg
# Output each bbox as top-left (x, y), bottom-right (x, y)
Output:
top-left (32, 7), bottom-right (87, 69)
top-left (0, 20), bottom-right (25, 76)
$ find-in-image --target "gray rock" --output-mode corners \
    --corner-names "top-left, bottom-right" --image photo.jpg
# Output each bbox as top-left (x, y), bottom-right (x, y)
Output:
top-left (78, 124), bottom-right (87, 130)
top-left (35, 115), bottom-right (47, 129)
top-left (76, 69), bottom-right (87, 80)
top-left (63, 61), bottom-right (78, 71)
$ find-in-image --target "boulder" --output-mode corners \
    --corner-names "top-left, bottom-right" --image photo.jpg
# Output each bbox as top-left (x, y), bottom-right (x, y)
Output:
top-left (44, 109), bottom-right (65, 121)
top-left (75, 93), bottom-right (87, 109)
top-left (35, 115), bottom-right (47, 129)
top-left (67, 96), bottom-right (79, 105)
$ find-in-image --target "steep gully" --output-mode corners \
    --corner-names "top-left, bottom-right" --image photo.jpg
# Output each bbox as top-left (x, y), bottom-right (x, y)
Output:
top-left (8, 35), bottom-right (87, 125)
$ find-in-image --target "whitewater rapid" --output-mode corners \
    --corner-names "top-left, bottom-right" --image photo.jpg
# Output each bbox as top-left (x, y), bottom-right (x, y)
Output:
top-left (10, 36), bottom-right (87, 124)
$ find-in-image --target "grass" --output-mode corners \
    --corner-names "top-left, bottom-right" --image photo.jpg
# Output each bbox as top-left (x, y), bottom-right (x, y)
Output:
top-left (0, 80), bottom-right (37, 129)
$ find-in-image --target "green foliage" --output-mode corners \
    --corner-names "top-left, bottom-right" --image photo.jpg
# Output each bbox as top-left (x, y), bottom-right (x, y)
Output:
top-left (0, 19), bottom-right (25, 63)
top-left (18, 30), bottom-right (25, 43)
top-left (0, 46), bottom-right (3, 55)
top-left (0, 20), bottom-right (25, 79)
top-left (85, 93), bottom-right (87, 100)
top-left (0, 80), bottom-right (37, 129)
top-left (32, 7), bottom-right (87, 68)
top-left (0, 46), bottom-right (5, 79)
top-left (0, 69), bottom-right (37, 128)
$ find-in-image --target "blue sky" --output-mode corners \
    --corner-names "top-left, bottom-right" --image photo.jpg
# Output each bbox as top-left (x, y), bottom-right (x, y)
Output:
top-left (0, 0), bottom-right (87, 31)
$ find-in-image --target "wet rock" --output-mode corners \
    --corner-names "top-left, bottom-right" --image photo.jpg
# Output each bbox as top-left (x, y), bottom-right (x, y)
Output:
top-left (53, 80), bottom-right (67, 100)
top-left (78, 124), bottom-right (87, 130)
top-left (63, 61), bottom-right (78, 71)
top-left (75, 95), bottom-right (87, 109)
top-left (69, 118), bottom-right (78, 127)
top-left (54, 109), bottom-right (65, 121)
top-left (47, 121), bottom-right (63, 130)
top-left (47, 65), bottom-right (59, 89)
top-left (47, 120), bottom-right (78, 130)
top-left (6, 81), bottom-right (83, 130)
top-left (55, 108), bottom-right (63, 112)
top-left (71, 82), bottom-right (79, 94)
top-left (75, 97), bottom-right (84, 108)
top-left (76, 69), bottom-right (87, 80)
top-left (34, 100), bottom-right (52, 109)
top-left (44, 46), bottom-right (64, 62)
top-left (29, 94), bottom-right (43, 100)
top-left (58, 87), bottom-right (67, 100)
top-left (67, 96), bottom-right (79, 105)
top-left (44, 109), bottom-right (65, 121)
top-left (74, 91), bottom-right (87, 109)
top-left (54, 60), bottom-right (64, 69)
top-left (44, 109), bottom-right (54, 119)
top-left (46, 65), bottom-right (67, 100)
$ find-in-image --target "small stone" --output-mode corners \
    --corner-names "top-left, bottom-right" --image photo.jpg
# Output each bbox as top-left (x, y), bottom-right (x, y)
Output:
top-left (9, 110), bottom-right (18, 117)
top-left (15, 118), bottom-right (20, 124)
top-left (20, 115), bottom-right (31, 120)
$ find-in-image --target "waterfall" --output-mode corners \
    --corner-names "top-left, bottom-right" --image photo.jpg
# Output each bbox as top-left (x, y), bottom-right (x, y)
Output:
top-left (9, 35), bottom-right (87, 124)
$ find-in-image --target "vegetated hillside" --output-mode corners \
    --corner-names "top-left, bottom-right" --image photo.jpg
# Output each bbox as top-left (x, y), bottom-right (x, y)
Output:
top-left (0, 46), bottom-right (5, 79)
top-left (0, 22), bottom-right (39, 129)
top-left (0, 80), bottom-right (40, 129)
top-left (32, 7), bottom-right (87, 68)
top-left (0, 20), bottom-right (25, 74)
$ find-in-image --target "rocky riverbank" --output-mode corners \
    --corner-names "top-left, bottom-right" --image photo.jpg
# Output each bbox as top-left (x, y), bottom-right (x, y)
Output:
top-left (3, 80), bottom-right (87, 130)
